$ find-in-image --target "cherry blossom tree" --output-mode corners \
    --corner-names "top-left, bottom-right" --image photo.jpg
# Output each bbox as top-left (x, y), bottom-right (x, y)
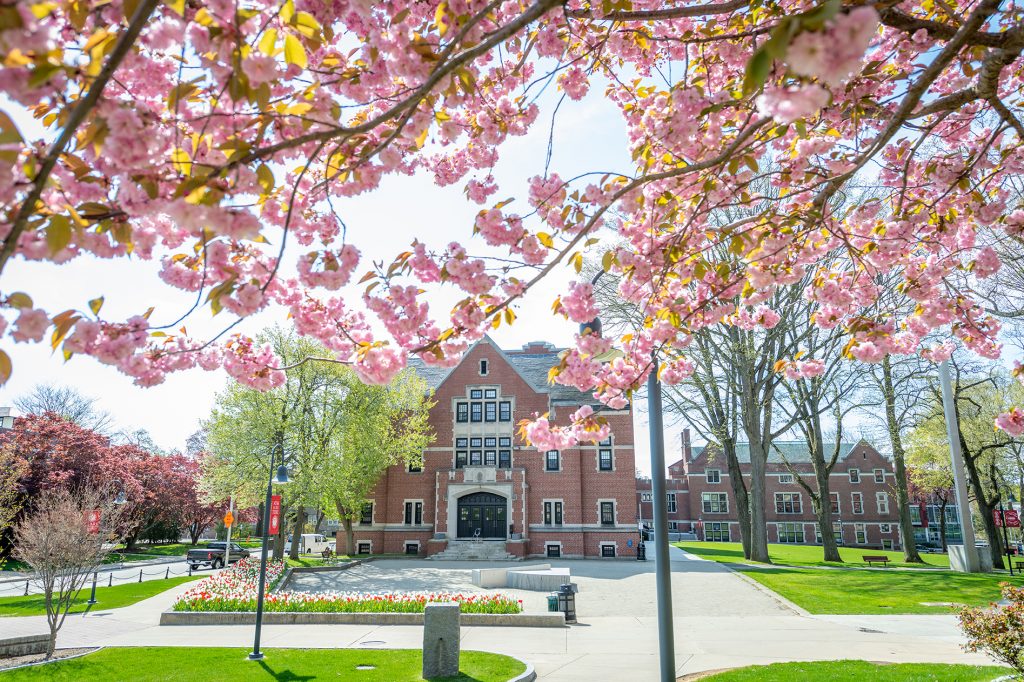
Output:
top-left (177, 454), bottom-right (224, 544)
top-left (2, 0), bottom-right (1024, 442)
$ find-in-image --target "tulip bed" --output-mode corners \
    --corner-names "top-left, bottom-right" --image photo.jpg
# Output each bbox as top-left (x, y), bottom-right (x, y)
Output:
top-left (172, 559), bottom-right (522, 615)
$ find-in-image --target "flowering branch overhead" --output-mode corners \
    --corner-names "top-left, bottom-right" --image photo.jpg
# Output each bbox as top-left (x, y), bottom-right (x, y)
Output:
top-left (2, 0), bottom-right (1024, 440)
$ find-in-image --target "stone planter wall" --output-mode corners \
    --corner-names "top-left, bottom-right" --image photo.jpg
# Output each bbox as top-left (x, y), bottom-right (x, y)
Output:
top-left (159, 610), bottom-right (564, 628)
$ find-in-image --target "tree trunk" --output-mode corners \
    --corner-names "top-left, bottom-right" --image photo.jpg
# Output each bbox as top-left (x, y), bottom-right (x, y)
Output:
top-left (722, 439), bottom-right (752, 558)
top-left (189, 523), bottom-right (201, 545)
top-left (963, 453), bottom-right (1004, 569)
top-left (314, 509), bottom-right (325, 534)
top-left (288, 508), bottom-right (303, 560)
top-left (813, 472), bottom-right (841, 562)
top-left (746, 439), bottom-right (771, 563)
top-left (881, 358), bottom-right (923, 563)
top-left (938, 499), bottom-right (949, 552)
top-left (337, 500), bottom-right (356, 555)
top-left (124, 534), bottom-right (138, 551)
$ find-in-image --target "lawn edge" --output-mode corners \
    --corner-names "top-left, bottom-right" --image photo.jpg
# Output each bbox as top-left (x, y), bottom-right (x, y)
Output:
top-left (719, 565), bottom-right (811, 616)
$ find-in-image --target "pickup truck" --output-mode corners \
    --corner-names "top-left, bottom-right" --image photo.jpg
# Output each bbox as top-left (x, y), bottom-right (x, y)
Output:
top-left (284, 533), bottom-right (335, 555)
top-left (186, 542), bottom-right (250, 570)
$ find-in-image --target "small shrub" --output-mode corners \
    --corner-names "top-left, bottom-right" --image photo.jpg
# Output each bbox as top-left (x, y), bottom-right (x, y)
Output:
top-left (958, 582), bottom-right (1024, 678)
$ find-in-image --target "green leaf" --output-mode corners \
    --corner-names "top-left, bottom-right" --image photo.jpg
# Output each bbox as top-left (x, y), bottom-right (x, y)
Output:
top-left (46, 215), bottom-right (72, 254)
top-left (743, 48), bottom-right (772, 97)
top-left (88, 297), bottom-right (104, 315)
top-left (284, 34), bottom-right (308, 69)
top-left (0, 109), bottom-right (23, 167)
top-left (7, 291), bottom-right (32, 309)
top-left (258, 28), bottom-right (277, 55)
top-left (0, 350), bottom-right (11, 385)
top-left (256, 163), bottom-right (275, 193)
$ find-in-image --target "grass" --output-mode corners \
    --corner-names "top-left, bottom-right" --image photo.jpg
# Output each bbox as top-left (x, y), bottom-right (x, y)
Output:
top-left (0, 576), bottom-right (201, 617)
top-left (675, 541), bottom-right (951, 569)
top-left (701, 660), bottom-right (1010, 681)
top-left (0, 647), bottom-right (527, 681)
top-left (284, 555), bottom-right (352, 568)
top-left (737, 565), bottom-right (1021, 614)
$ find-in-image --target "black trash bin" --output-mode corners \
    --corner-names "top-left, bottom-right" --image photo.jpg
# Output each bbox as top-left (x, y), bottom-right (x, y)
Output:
top-left (557, 583), bottom-right (578, 623)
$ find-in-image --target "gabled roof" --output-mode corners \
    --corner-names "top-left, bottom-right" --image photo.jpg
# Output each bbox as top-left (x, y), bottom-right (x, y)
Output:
top-left (406, 336), bottom-right (604, 405)
top-left (693, 441), bottom-right (859, 464)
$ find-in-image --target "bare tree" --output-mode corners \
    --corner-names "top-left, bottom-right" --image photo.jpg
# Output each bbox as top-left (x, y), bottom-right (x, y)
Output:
top-left (14, 385), bottom-right (113, 434)
top-left (14, 486), bottom-right (124, 657)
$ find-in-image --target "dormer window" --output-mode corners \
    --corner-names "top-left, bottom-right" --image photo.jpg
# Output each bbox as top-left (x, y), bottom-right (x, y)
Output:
top-left (480, 359), bottom-right (489, 375)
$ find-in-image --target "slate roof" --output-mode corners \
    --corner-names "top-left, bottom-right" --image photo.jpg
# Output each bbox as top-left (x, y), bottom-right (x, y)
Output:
top-left (406, 337), bottom-right (605, 406)
top-left (693, 441), bottom-right (858, 464)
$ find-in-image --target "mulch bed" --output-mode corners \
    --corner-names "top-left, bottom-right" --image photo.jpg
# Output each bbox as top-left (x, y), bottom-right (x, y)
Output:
top-left (0, 647), bottom-right (98, 670)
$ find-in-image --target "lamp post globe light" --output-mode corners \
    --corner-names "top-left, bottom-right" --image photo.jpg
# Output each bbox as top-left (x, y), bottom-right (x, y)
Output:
top-left (579, 271), bottom-right (677, 682)
top-left (249, 445), bottom-right (289, 662)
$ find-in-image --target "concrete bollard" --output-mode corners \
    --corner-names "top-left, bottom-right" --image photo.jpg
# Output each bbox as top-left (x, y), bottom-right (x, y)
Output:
top-left (422, 602), bottom-right (460, 679)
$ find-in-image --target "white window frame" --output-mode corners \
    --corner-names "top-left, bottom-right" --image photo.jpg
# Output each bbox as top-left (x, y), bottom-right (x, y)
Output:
top-left (852, 492), bottom-right (864, 515)
top-left (777, 522), bottom-right (805, 544)
top-left (599, 542), bottom-right (617, 558)
top-left (849, 468), bottom-right (861, 484)
top-left (543, 499), bottom-right (564, 526)
top-left (855, 523), bottom-right (867, 545)
top-left (778, 473), bottom-right (795, 484)
top-left (706, 469), bottom-right (721, 484)
top-left (702, 492), bottom-right (729, 514)
top-left (403, 499), bottom-right (424, 526)
top-left (404, 540), bottom-right (421, 555)
top-left (830, 492), bottom-right (841, 515)
top-left (775, 492), bottom-right (802, 514)
top-left (874, 468), bottom-right (885, 483)
top-left (640, 492), bottom-right (653, 502)
top-left (598, 499), bottom-right (616, 526)
top-left (876, 492), bottom-right (889, 515)
top-left (545, 542), bottom-right (562, 558)
top-left (667, 493), bottom-right (677, 513)
top-left (356, 541), bottom-right (373, 555)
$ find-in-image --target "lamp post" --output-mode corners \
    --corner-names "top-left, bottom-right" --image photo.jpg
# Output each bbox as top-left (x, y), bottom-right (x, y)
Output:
top-left (248, 445), bottom-right (290, 662)
top-left (580, 271), bottom-right (676, 682)
top-left (88, 480), bottom-right (128, 606)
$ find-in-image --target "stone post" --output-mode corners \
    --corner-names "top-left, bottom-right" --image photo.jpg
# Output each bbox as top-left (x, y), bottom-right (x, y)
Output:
top-left (422, 602), bottom-right (460, 679)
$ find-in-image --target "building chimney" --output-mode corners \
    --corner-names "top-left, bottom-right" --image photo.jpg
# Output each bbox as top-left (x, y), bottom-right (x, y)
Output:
top-left (682, 429), bottom-right (692, 460)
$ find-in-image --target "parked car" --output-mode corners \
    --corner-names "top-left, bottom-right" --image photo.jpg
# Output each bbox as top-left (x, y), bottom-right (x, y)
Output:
top-left (284, 533), bottom-right (336, 555)
top-left (186, 542), bottom-right (250, 570)
top-left (915, 543), bottom-right (944, 554)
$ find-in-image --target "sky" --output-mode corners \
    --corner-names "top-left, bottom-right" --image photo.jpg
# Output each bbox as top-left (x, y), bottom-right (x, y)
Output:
top-left (0, 79), bottom-right (693, 475)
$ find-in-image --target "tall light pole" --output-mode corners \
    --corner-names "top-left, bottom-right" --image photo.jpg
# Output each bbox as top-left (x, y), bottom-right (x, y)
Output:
top-left (647, 355), bottom-right (677, 682)
top-left (581, 270), bottom-right (676, 682)
top-left (938, 360), bottom-right (980, 572)
top-left (249, 445), bottom-right (290, 661)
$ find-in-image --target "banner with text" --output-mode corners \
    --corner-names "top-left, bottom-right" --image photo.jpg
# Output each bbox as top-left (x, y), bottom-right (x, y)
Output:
top-left (269, 495), bottom-right (282, 535)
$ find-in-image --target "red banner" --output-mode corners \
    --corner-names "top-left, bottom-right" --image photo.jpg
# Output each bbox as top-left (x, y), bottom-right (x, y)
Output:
top-left (85, 509), bottom-right (101, 534)
top-left (269, 495), bottom-right (281, 535)
top-left (995, 509), bottom-right (1021, 528)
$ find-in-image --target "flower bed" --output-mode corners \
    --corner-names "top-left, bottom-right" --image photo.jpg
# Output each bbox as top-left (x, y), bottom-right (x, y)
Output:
top-left (172, 560), bottom-right (522, 615)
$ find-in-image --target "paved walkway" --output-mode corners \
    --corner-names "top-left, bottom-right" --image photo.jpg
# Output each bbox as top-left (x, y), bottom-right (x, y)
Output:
top-left (0, 550), bottom-right (1001, 680)
top-left (0, 557), bottom-right (198, 598)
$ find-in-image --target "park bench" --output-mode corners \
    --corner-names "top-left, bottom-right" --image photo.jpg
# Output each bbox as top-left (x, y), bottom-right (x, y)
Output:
top-left (862, 555), bottom-right (890, 567)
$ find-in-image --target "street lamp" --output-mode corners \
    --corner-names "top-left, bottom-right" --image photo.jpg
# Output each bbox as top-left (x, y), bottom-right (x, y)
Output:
top-left (88, 480), bottom-right (129, 606)
top-left (248, 445), bottom-right (290, 662)
top-left (580, 271), bottom-right (676, 682)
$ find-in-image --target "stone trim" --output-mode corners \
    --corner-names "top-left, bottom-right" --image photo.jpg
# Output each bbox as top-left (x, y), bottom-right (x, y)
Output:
top-left (160, 611), bottom-right (566, 627)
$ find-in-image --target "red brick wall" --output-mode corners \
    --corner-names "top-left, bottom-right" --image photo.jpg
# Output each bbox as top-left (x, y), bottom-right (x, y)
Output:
top-left (349, 337), bottom-right (639, 558)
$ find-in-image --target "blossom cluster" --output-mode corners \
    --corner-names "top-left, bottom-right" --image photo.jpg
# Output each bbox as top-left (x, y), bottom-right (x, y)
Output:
top-left (0, 0), bottom-right (1020, 438)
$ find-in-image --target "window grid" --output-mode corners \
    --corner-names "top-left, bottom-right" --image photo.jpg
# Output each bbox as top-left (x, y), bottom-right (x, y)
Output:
top-left (545, 450), bottom-right (560, 471)
top-left (775, 492), bottom-right (802, 514)
top-left (706, 469), bottom-right (721, 484)
top-left (702, 492), bottom-right (728, 514)
top-left (600, 501), bottom-right (615, 525)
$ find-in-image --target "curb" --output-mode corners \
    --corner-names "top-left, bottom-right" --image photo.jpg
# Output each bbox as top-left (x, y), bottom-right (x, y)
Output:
top-left (0, 647), bottom-right (101, 672)
top-left (160, 610), bottom-right (566, 628)
top-left (509, 662), bottom-right (537, 681)
top-left (722, 565), bottom-right (811, 616)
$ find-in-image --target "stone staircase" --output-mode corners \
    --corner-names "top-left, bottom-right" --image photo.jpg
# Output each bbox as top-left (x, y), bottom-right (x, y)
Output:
top-left (430, 540), bottom-right (519, 561)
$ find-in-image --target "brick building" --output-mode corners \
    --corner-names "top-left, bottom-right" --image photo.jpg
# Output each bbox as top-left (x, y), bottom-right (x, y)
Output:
top-left (637, 431), bottom-right (923, 550)
top-left (345, 336), bottom-right (639, 559)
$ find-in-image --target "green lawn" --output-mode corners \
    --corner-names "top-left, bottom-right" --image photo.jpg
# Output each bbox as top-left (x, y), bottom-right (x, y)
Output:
top-left (675, 541), bottom-right (951, 569)
top-left (0, 576), bottom-right (201, 617)
top-left (284, 555), bottom-right (352, 568)
top-left (738, 565), bottom-right (1021, 614)
top-left (702, 660), bottom-right (1009, 681)
top-left (0, 647), bottom-right (527, 681)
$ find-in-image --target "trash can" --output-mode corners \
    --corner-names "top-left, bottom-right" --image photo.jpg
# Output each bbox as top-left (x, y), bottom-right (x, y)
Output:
top-left (557, 583), bottom-right (578, 623)
top-left (547, 594), bottom-right (559, 612)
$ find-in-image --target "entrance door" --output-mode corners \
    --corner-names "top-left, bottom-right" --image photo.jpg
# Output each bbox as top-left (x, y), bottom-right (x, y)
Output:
top-left (457, 492), bottom-right (507, 538)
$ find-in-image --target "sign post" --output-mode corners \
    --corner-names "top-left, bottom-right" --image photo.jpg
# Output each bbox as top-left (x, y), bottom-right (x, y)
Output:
top-left (996, 505), bottom-right (1019, 576)
top-left (222, 495), bottom-right (234, 571)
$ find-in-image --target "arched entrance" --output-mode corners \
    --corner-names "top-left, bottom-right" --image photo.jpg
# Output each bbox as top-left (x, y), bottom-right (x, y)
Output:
top-left (457, 492), bottom-right (507, 539)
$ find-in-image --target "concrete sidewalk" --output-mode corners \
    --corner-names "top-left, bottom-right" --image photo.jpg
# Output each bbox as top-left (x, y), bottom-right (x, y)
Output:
top-left (0, 558), bottom-right (1001, 680)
